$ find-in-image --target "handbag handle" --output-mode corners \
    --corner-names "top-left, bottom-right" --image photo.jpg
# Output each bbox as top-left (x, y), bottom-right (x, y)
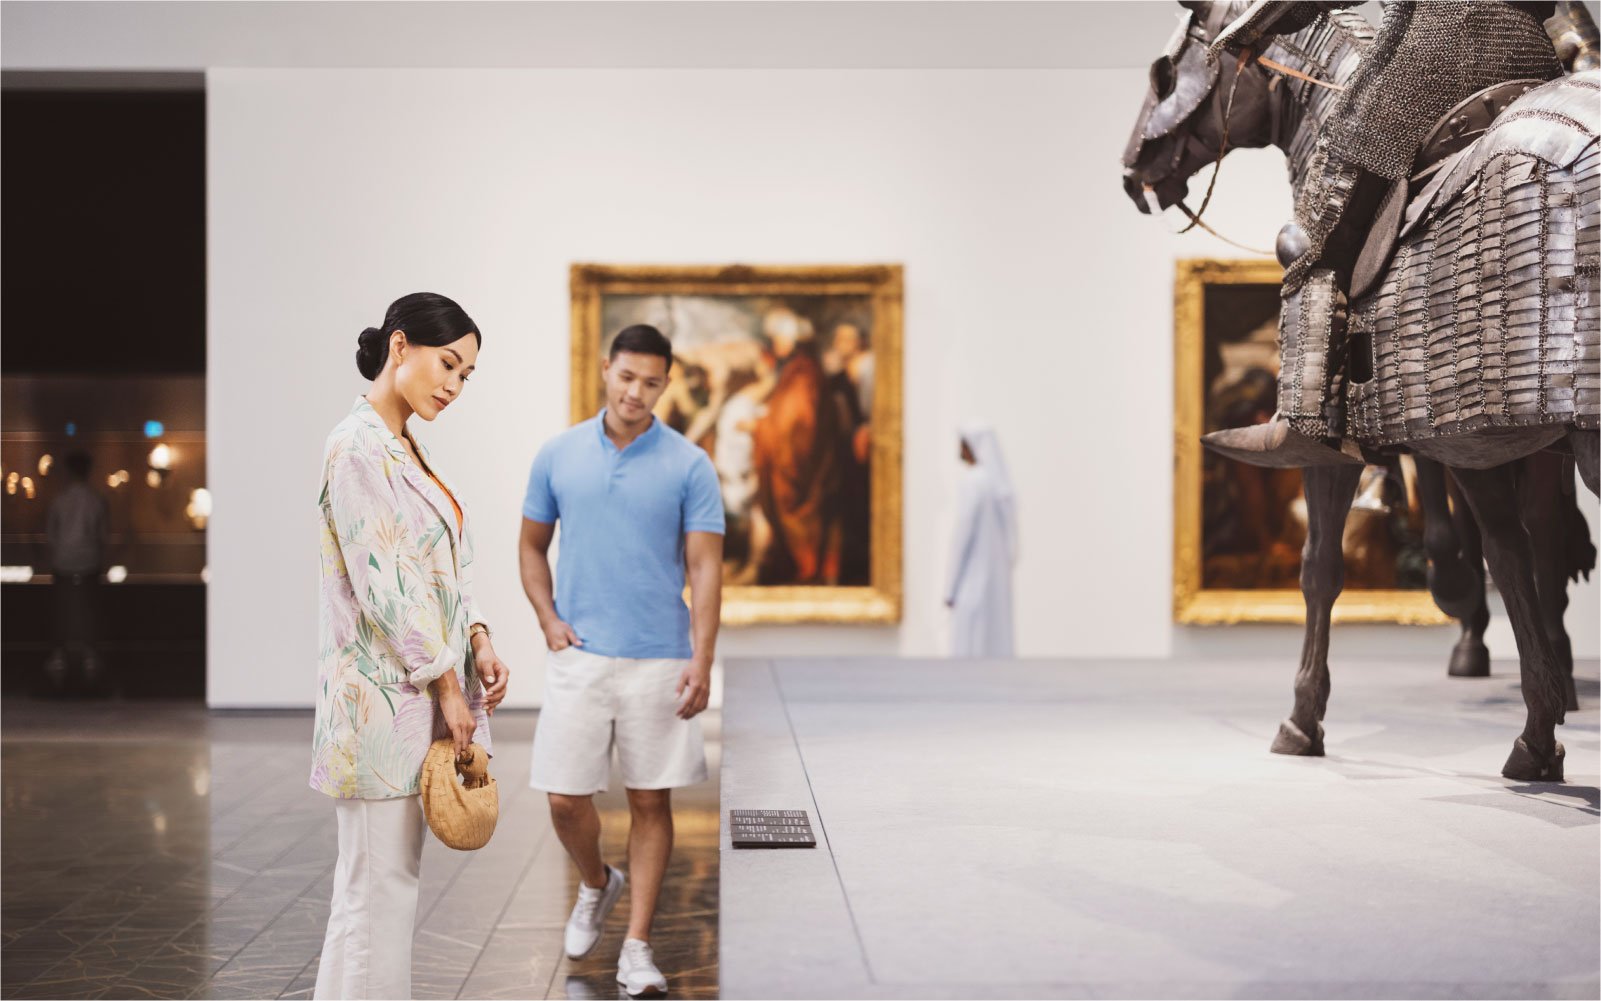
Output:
top-left (454, 744), bottom-right (491, 789)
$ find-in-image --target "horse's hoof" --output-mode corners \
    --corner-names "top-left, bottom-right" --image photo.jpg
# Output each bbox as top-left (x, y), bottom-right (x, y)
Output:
top-left (1271, 719), bottom-right (1325, 756)
top-left (1502, 738), bottom-right (1565, 782)
top-left (1447, 640), bottom-right (1490, 678)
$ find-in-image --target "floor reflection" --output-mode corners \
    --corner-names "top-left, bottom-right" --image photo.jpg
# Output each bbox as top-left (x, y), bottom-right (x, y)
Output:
top-left (1, 700), bottom-right (719, 999)
top-left (2, 701), bottom-right (213, 1000)
top-left (553, 803), bottom-right (719, 1000)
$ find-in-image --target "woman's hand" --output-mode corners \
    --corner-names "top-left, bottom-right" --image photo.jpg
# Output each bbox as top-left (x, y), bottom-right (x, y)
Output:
top-left (431, 672), bottom-right (475, 756)
top-left (473, 633), bottom-right (510, 716)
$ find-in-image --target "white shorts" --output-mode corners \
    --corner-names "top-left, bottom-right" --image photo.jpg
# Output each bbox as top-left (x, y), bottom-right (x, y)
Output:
top-left (529, 646), bottom-right (709, 795)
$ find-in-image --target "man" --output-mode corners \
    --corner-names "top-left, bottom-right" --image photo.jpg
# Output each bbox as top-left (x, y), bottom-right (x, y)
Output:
top-left (519, 323), bottom-right (724, 999)
top-left (45, 451), bottom-right (107, 694)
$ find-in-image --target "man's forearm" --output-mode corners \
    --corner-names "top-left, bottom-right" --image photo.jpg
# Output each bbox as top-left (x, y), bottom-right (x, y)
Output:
top-left (688, 558), bottom-right (722, 665)
top-left (519, 547), bottom-right (560, 628)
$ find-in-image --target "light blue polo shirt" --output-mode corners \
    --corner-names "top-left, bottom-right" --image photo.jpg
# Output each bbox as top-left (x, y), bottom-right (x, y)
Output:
top-left (522, 412), bottom-right (725, 659)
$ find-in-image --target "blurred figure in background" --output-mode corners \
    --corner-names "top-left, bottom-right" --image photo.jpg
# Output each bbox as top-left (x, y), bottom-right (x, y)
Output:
top-left (715, 347), bottom-right (777, 584)
top-left (44, 450), bottom-right (108, 694)
top-left (831, 320), bottom-right (874, 419)
top-left (945, 425), bottom-right (1017, 658)
top-left (753, 308), bottom-right (842, 584)
top-left (824, 322), bottom-right (873, 585)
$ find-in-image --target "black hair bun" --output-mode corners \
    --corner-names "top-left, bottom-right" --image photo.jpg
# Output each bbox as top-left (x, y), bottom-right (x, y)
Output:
top-left (356, 327), bottom-right (386, 380)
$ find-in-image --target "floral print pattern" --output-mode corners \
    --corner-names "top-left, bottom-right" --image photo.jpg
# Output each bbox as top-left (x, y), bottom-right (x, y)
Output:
top-left (311, 398), bottom-right (491, 799)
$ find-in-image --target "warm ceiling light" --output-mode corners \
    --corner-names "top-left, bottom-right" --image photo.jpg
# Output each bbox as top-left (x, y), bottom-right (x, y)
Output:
top-left (149, 444), bottom-right (173, 471)
top-left (186, 488), bottom-right (213, 530)
top-left (5, 472), bottom-right (18, 496)
top-left (37, 455), bottom-right (53, 476)
top-left (21, 477), bottom-right (36, 500)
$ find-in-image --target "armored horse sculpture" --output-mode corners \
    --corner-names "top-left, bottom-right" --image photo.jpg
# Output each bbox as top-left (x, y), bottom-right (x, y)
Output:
top-left (1121, 0), bottom-right (1599, 781)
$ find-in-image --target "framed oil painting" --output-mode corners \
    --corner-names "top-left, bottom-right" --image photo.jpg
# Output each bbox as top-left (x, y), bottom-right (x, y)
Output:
top-left (1173, 258), bottom-right (1448, 625)
top-left (570, 263), bottom-right (903, 625)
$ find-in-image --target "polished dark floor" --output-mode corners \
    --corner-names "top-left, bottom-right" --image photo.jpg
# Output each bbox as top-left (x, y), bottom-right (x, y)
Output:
top-left (0, 700), bottom-right (720, 999)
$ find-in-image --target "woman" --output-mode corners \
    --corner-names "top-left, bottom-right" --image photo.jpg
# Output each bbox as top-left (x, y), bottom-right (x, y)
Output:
top-left (944, 424), bottom-right (1018, 658)
top-left (311, 292), bottom-right (510, 1000)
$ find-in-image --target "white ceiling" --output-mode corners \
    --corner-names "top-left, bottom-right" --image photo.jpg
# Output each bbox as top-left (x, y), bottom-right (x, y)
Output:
top-left (1, 1), bottom-right (1192, 72)
top-left (9, 2), bottom-right (1585, 80)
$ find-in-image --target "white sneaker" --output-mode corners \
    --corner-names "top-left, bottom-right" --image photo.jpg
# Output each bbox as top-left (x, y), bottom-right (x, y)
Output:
top-left (617, 938), bottom-right (668, 998)
top-left (563, 865), bottom-right (625, 959)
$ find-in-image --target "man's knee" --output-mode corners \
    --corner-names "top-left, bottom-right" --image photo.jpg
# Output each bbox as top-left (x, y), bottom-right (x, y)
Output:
top-left (548, 793), bottom-right (593, 826)
top-left (626, 788), bottom-right (672, 818)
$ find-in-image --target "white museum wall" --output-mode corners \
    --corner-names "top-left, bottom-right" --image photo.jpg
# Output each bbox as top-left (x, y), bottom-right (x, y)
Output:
top-left (205, 66), bottom-right (1599, 707)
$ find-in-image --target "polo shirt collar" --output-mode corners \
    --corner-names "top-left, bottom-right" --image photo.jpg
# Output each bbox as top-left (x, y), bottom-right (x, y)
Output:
top-left (596, 408), bottom-right (661, 453)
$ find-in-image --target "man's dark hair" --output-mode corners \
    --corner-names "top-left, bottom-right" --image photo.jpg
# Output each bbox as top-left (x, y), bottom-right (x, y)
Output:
top-left (65, 451), bottom-right (91, 481)
top-left (609, 324), bottom-right (674, 372)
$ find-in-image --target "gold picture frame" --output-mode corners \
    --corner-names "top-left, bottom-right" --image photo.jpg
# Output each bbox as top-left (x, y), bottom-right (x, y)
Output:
top-left (1173, 258), bottom-right (1448, 625)
top-left (570, 263), bottom-right (903, 625)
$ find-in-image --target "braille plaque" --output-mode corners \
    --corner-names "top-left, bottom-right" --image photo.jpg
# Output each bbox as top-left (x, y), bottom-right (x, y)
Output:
top-left (729, 809), bottom-right (817, 848)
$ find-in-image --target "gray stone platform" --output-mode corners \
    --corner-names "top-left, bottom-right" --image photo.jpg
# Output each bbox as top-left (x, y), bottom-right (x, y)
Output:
top-left (720, 657), bottom-right (1600, 999)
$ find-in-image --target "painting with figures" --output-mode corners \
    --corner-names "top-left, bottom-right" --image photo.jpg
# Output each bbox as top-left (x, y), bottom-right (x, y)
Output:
top-left (571, 265), bottom-right (903, 624)
top-left (1173, 258), bottom-right (1445, 625)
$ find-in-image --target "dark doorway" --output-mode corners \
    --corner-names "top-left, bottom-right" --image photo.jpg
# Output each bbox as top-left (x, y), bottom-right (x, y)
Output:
top-left (1, 73), bottom-right (207, 699)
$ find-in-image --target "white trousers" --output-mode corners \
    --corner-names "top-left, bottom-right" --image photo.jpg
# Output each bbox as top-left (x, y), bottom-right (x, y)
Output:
top-left (314, 795), bottom-right (426, 1000)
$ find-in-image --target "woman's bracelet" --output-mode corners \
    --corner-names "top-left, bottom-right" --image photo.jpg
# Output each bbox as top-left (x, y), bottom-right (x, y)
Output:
top-left (469, 622), bottom-right (491, 643)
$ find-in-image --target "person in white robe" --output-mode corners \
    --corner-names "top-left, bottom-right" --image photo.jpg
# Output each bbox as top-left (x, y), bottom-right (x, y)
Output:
top-left (944, 424), bottom-right (1018, 657)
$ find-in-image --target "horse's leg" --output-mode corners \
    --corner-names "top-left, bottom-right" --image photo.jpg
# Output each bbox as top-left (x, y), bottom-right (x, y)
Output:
top-left (1569, 430), bottom-right (1599, 497)
top-left (1517, 453), bottom-right (1578, 711)
top-left (1415, 457), bottom-right (1490, 676)
top-left (1447, 471), bottom-right (1492, 677)
top-left (1272, 463), bottom-right (1362, 756)
top-left (1450, 464), bottom-right (1567, 782)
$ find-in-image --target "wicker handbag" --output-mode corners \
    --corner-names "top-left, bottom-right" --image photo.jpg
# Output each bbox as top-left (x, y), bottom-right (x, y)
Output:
top-left (420, 739), bottom-right (498, 850)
